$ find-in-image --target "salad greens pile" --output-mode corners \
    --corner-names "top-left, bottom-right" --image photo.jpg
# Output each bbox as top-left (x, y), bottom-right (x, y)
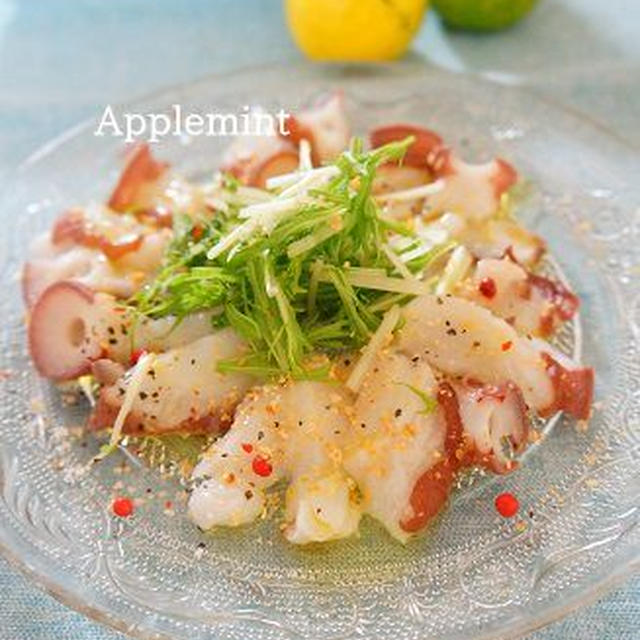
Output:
top-left (132, 137), bottom-right (455, 379)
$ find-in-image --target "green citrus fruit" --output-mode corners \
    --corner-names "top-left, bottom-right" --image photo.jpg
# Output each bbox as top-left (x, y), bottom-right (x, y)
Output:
top-left (433, 0), bottom-right (539, 31)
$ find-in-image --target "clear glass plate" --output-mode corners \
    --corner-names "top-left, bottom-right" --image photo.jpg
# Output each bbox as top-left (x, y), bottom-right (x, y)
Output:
top-left (0, 64), bottom-right (638, 640)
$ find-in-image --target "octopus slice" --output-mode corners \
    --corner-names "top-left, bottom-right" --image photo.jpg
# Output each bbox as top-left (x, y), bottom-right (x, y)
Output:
top-left (452, 379), bottom-right (529, 474)
top-left (23, 209), bottom-right (171, 308)
top-left (28, 281), bottom-right (215, 380)
top-left (397, 294), bottom-right (593, 420)
top-left (108, 143), bottom-right (168, 212)
top-left (343, 352), bottom-right (446, 541)
top-left (286, 91), bottom-right (350, 165)
top-left (88, 329), bottom-right (251, 435)
top-left (461, 256), bottom-right (579, 337)
top-left (189, 381), bottom-right (361, 543)
top-left (370, 124), bottom-right (517, 220)
top-left (369, 124), bottom-right (443, 169)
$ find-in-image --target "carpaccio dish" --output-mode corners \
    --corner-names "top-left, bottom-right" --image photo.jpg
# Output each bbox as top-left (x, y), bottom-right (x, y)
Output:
top-left (23, 92), bottom-right (594, 544)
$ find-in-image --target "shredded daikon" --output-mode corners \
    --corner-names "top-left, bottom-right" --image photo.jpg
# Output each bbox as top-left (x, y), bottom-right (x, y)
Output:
top-left (319, 268), bottom-right (434, 297)
top-left (288, 223), bottom-right (343, 258)
top-left (435, 245), bottom-right (473, 295)
top-left (208, 195), bottom-right (307, 259)
top-left (279, 170), bottom-right (330, 199)
top-left (381, 243), bottom-right (415, 280)
top-left (346, 305), bottom-right (400, 393)
top-left (265, 165), bottom-right (339, 190)
top-left (108, 353), bottom-right (155, 449)
top-left (233, 185), bottom-right (274, 203)
top-left (375, 179), bottom-right (445, 202)
top-left (298, 138), bottom-right (313, 171)
top-left (237, 195), bottom-right (305, 220)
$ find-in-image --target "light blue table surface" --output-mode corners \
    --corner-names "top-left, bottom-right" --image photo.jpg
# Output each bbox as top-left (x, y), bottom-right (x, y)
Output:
top-left (0, 1), bottom-right (637, 638)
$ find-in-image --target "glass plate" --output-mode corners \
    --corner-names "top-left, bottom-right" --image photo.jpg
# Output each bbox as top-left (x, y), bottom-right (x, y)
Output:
top-left (0, 64), bottom-right (638, 640)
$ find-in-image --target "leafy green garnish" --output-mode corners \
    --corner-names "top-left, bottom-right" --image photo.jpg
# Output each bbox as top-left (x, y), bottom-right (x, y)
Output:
top-left (398, 383), bottom-right (438, 415)
top-left (92, 442), bottom-right (118, 463)
top-left (130, 136), bottom-right (451, 379)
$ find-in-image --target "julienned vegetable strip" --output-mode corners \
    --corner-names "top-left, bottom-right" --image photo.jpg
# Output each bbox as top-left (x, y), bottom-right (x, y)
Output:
top-left (375, 178), bottom-right (445, 202)
top-left (381, 242), bottom-right (416, 280)
top-left (265, 164), bottom-right (339, 190)
top-left (109, 352), bottom-right (155, 448)
top-left (298, 138), bottom-right (313, 172)
top-left (346, 304), bottom-right (401, 393)
top-left (435, 245), bottom-right (474, 295)
top-left (287, 219), bottom-right (343, 258)
top-left (320, 267), bottom-right (434, 297)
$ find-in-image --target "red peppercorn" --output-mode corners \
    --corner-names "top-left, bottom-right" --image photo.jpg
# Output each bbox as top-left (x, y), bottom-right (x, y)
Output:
top-left (478, 277), bottom-right (497, 299)
top-left (501, 340), bottom-right (513, 352)
top-left (129, 348), bottom-right (148, 366)
top-left (495, 492), bottom-right (519, 518)
top-left (112, 496), bottom-right (134, 518)
top-left (252, 455), bottom-right (273, 477)
top-left (241, 443), bottom-right (253, 453)
top-left (191, 225), bottom-right (204, 241)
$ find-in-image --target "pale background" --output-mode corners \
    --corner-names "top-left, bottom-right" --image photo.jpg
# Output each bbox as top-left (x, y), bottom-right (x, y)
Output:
top-left (0, 0), bottom-right (638, 638)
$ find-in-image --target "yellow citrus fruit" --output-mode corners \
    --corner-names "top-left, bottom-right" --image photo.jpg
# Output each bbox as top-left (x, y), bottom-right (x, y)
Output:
top-left (285, 0), bottom-right (428, 61)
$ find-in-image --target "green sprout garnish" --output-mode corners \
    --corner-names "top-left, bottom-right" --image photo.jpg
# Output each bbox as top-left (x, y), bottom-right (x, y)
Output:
top-left (397, 383), bottom-right (438, 415)
top-left (129, 136), bottom-right (453, 379)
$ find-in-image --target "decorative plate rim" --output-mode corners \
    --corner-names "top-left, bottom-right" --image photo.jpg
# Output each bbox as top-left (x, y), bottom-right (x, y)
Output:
top-left (1, 529), bottom-right (636, 640)
top-left (1, 61), bottom-right (639, 640)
